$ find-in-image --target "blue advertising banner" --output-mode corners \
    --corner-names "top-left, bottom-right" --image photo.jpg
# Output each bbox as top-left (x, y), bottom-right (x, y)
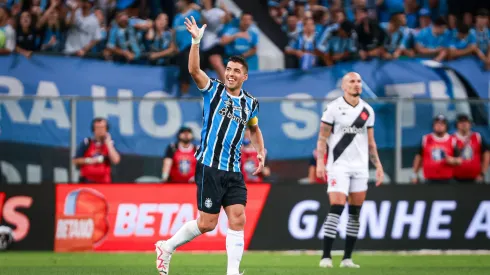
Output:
top-left (1, 55), bottom-right (489, 160)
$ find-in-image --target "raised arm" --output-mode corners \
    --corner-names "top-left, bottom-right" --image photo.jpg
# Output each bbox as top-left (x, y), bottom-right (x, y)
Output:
top-left (184, 16), bottom-right (209, 90)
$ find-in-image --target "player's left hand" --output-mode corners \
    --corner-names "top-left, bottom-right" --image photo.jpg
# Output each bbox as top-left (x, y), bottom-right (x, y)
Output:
top-left (253, 153), bottom-right (265, 176)
top-left (375, 167), bottom-right (384, 186)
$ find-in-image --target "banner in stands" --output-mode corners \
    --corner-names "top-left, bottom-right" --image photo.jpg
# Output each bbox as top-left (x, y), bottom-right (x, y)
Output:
top-left (55, 184), bottom-right (270, 252)
top-left (1, 55), bottom-right (489, 162)
top-left (249, 184), bottom-right (490, 250)
top-left (0, 184), bottom-right (55, 250)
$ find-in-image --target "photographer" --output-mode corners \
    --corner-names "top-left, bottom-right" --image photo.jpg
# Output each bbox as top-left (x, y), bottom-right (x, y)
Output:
top-left (72, 117), bottom-right (120, 183)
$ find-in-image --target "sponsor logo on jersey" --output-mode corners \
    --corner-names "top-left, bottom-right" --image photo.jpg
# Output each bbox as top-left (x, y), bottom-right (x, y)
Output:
top-left (341, 126), bottom-right (366, 134)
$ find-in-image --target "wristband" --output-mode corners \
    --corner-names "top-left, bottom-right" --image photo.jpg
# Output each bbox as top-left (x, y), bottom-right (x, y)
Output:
top-left (162, 172), bottom-right (169, 182)
top-left (191, 27), bottom-right (205, 45)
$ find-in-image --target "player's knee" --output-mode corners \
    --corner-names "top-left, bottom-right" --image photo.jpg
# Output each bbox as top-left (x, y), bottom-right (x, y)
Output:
top-left (348, 205), bottom-right (361, 220)
top-left (329, 204), bottom-right (345, 215)
top-left (228, 210), bottom-right (246, 230)
top-left (197, 215), bottom-right (219, 233)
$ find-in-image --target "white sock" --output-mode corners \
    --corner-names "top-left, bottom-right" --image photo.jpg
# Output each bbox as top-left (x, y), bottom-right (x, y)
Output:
top-left (163, 220), bottom-right (202, 253)
top-left (226, 229), bottom-right (244, 275)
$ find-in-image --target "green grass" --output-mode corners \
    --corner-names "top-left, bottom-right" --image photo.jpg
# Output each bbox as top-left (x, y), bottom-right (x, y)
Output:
top-left (0, 252), bottom-right (489, 275)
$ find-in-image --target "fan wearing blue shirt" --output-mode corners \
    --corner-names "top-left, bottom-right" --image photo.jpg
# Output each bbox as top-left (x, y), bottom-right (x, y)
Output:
top-left (381, 12), bottom-right (415, 59)
top-left (448, 23), bottom-right (477, 60)
top-left (173, 0), bottom-right (202, 96)
top-left (415, 17), bottom-right (450, 62)
top-left (146, 13), bottom-right (176, 65)
top-left (284, 17), bottom-right (317, 70)
top-left (474, 9), bottom-right (490, 70)
top-left (221, 13), bottom-right (259, 71)
top-left (316, 20), bottom-right (357, 66)
top-left (106, 11), bottom-right (141, 62)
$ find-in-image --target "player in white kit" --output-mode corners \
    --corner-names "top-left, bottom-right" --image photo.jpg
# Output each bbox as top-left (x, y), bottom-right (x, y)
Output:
top-left (316, 72), bottom-right (384, 268)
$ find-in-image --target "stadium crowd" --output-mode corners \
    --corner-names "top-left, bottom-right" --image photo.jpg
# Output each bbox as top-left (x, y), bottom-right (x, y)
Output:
top-left (271, 0), bottom-right (490, 70)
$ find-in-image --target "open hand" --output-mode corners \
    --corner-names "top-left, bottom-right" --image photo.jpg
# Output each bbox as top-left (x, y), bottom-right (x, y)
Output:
top-left (253, 153), bottom-right (265, 176)
top-left (184, 16), bottom-right (206, 40)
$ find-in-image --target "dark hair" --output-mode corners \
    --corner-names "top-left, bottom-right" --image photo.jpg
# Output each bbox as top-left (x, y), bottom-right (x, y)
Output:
top-left (390, 11), bottom-right (404, 21)
top-left (476, 8), bottom-right (489, 17)
top-left (228, 55), bottom-right (249, 72)
top-left (340, 20), bottom-right (354, 34)
top-left (433, 17), bottom-right (447, 27)
top-left (241, 12), bottom-right (253, 18)
top-left (91, 117), bottom-right (109, 132)
top-left (457, 22), bottom-right (469, 34)
top-left (0, 6), bottom-right (11, 18)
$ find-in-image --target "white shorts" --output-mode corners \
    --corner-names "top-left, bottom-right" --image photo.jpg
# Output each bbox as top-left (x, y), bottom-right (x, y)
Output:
top-left (327, 170), bottom-right (368, 196)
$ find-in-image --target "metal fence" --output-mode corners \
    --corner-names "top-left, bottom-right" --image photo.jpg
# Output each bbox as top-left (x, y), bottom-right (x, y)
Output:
top-left (1, 96), bottom-right (489, 184)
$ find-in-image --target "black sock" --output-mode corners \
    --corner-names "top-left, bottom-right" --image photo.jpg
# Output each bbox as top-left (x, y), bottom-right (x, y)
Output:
top-left (343, 205), bottom-right (361, 260)
top-left (322, 204), bottom-right (344, 259)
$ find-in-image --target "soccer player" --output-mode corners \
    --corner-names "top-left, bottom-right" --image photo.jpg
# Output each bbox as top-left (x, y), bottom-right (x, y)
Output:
top-left (154, 16), bottom-right (264, 275)
top-left (316, 72), bottom-right (384, 268)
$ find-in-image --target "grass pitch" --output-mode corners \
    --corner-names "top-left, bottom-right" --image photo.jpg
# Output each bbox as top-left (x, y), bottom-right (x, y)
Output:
top-left (0, 251), bottom-right (489, 275)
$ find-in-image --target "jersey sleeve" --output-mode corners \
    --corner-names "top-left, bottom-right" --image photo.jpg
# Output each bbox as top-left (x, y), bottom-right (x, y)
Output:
top-left (199, 78), bottom-right (220, 96)
top-left (250, 99), bottom-right (259, 119)
top-left (321, 104), bottom-right (335, 125)
top-left (74, 139), bottom-right (89, 158)
top-left (366, 107), bottom-right (375, 128)
top-left (164, 144), bottom-right (175, 159)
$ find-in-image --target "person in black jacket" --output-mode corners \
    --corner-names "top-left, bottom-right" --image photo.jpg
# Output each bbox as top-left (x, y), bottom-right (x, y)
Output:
top-left (354, 7), bottom-right (385, 60)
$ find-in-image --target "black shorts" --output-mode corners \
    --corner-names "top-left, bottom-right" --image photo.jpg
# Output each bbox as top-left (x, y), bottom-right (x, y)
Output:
top-left (195, 161), bottom-right (247, 214)
top-left (177, 46), bottom-right (191, 84)
top-left (201, 45), bottom-right (225, 70)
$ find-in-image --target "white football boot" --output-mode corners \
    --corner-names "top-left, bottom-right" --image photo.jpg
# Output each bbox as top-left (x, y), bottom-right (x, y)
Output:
top-left (319, 258), bottom-right (333, 268)
top-left (340, 259), bottom-right (360, 268)
top-left (155, 241), bottom-right (172, 275)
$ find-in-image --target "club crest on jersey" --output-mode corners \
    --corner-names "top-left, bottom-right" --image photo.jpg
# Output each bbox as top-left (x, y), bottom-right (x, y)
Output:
top-left (360, 111), bottom-right (368, 121)
top-left (462, 146), bottom-right (473, 160)
top-left (431, 147), bottom-right (446, 161)
top-left (205, 198), bottom-right (213, 209)
top-left (179, 159), bottom-right (191, 174)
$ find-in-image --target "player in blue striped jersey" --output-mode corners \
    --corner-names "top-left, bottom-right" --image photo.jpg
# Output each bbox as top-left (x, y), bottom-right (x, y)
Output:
top-left (155, 16), bottom-right (265, 275)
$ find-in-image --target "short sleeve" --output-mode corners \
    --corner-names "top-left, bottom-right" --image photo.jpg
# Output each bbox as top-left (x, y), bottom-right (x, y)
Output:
top-left (321, 105), bottom-right (335, 125)
top-left (93, 24), bottom-right (102, 41)
top-left (366, 108), bottom-right (375, 128)
top-left (250, 99), bottom-right (259, 119)
top-left (5, 26), bottom-right (16, 51)
top-left (106, 27), bottom-right (117, 48)
top-left (250, 32), bottom-right (259, 47)
top-left (309, 156), bottom-right (317, 166)
top-left (199, 78), bottom-right (219, 94)
top-left (164, 144), bottom-right (175, 159)
top-left (74, 139), bottom-right (89, 158)
top-left (468, 31), bottom-right (477, 45)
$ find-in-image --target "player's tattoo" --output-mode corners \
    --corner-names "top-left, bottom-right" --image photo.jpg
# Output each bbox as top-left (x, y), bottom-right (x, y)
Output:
top-left (317, 123), bottom-right (332, 155)
top-left (368, 143), bottom-right (382, 168)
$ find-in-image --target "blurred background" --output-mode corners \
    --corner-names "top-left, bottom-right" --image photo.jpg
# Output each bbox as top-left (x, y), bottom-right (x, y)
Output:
top-left (0, 0), bottom-right (490, 256)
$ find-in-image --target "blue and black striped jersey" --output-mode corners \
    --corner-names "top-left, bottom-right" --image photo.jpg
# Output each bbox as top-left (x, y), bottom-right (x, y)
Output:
top-left (195, 78), bottom-right (259, 172)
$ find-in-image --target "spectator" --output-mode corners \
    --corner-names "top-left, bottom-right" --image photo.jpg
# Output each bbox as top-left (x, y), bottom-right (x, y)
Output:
top-left (268, 0), bottom-right (286, 25)
top-left (448, 23), bottom-right (477, 60)
top-left (311, 8), bottom-right (328, 33)
top-left (411, 115), bottom-right (461, 184)
top-left (381, 12), bottom-right (414, 59)
top-left (404, 0), bottom-right (419, 29)
top-left (146, 13), bottom-right (175, 65)
top-left (200, 0), bottom-right (227, 82)
top-left (37, 0), bottom-right (65, 52)
top-left (283, 13), bottom-right (302, 42)
top-left (92, 9), bottom-right (107, 53)
top-left (316, 20), bottom-right (357, 66)
top-left (285, 17), bottom-right (317, 70)
top-left (221, 12), bottom-right (259, 71)
top-left (15, 11), bottom-right (40, 58)
top-left (308, 148), bottom-right (327, 184)
top-left (161, 127), bottom-right (197, 183)
top-left (73, 118), bottom-right (121, 183)
top-left (452, 114), bottom-right (489, 183)
top-left (415, 17), bottom-right (450, 62)
top-left (418, 8), bottom-right (431, 30)
top-left (173, 0), bottom-right (202, 96)
top-left (0, 6), bottom-right (16, 55)
top-left (64, 0), bottom-right (102, 57)
top-left (240, 128), bottom-right (271, 183)
top-left (473, 9), bottom-right (490, 70)
top-left (331, 8), bottom-right (345, 24)
top-left (105, 11), bottom-right (141, 62)
top-left (355, 7), bottom-right (385, 60)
